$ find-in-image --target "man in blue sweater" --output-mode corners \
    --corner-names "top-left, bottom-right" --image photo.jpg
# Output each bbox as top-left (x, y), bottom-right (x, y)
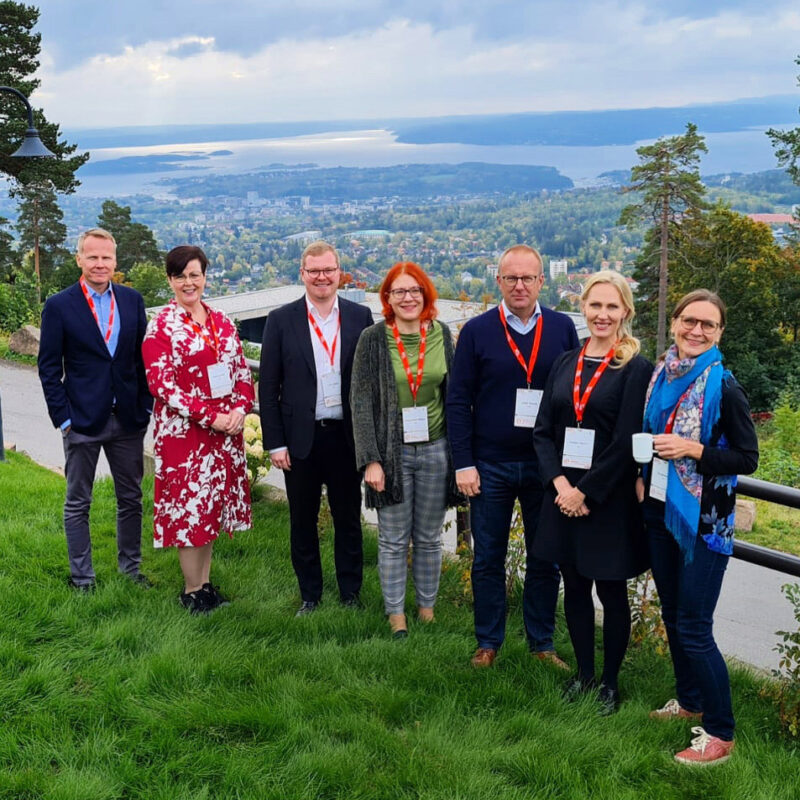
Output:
top-left (447, 244), bottom-right (580, 667)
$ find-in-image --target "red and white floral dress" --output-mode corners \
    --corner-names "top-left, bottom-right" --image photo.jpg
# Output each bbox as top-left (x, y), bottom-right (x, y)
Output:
top-left (143, 300), bottom-right (255, 548)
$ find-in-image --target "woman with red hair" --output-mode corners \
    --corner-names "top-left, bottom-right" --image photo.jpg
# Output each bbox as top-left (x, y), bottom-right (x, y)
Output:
top-left (351, 263), bottom-right (462, 638)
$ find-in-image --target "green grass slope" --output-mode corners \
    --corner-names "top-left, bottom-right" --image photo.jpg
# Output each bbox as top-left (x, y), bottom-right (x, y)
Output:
top-left (0, 451), bottom-right (796, 799)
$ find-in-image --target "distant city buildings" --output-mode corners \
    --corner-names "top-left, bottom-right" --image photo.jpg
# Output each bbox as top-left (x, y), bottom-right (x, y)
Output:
top-left (549, 259), bottom-right (568, 280)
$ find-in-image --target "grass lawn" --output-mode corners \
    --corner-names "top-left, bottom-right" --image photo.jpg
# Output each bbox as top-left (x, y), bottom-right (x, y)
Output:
top-left (740, 501), bottom-right (800, 557)
top-left (0, 450), bottom-right (798, 799)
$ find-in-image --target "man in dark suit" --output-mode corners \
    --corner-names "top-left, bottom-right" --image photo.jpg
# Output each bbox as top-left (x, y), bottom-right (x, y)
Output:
top-left (38, 228), bottom-right (153, 590)
top-left (259, 241), bottom-right (373, 615)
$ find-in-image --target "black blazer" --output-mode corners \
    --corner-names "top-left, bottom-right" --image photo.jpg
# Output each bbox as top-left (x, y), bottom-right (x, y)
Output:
top-left (259, 295), bottom-right (374, 460)
top-left (38, 282), bottom-right (153, 435)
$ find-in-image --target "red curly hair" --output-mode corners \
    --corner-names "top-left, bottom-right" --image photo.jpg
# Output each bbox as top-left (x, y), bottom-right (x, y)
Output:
top-left (379, 262), bottom-right (439, 324)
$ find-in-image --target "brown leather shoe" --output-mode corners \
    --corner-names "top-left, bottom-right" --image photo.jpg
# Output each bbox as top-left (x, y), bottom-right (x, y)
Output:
top-left (418, 606), bottom-right (435, 623)
top-left (471, 647), bottom-right (497, 668)
top-left (532, 650), bottom-right (570, 671)
top-left (388, 613), bottom-right (408, 639)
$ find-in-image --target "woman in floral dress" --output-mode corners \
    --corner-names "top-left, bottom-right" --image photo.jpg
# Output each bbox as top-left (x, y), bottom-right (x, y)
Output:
top-left (640, 289), bottom-right (758, 766)
top-left (142, 245), bottom-right (254, 614)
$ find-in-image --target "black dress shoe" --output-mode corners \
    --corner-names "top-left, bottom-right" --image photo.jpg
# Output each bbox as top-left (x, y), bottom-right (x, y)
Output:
top-left (340, 594), bottom-right (363, 609)
top-left (202, 582), bottom-right (229, 608)
top-left (562, 675), bottom-right (597, 702)
top-left (296, 600), bottom-right (320, 617)
top-left (128, 572), bottom-right (153, 588)
top-left (179, 589), bottom-right (215, 615)
top-left (68, 578), bottom-right (96, 592)
top-left (597, 684), bottom-right (621, 716)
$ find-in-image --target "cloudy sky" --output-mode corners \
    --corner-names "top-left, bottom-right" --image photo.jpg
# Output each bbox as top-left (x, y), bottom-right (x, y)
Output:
top-left (30, 1), bottom-right (800, 129)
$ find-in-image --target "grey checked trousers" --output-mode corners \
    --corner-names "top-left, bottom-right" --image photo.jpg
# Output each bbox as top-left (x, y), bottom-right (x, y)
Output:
top-left (376, 437), bottom-right (449, 614)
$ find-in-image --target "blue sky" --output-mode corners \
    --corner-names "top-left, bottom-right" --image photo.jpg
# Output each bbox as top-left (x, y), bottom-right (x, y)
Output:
top-left (31, 1), bottom-right (800, 128)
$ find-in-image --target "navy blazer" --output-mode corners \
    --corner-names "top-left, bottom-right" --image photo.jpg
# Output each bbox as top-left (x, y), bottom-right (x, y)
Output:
top-left (38, 281), bottom-right (153, 435)
top-left (259, 295), bottom-right (374, 460)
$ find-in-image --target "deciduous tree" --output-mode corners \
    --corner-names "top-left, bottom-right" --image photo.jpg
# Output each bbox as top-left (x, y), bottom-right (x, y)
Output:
top-left (668, 204), bottom-right (792, 410)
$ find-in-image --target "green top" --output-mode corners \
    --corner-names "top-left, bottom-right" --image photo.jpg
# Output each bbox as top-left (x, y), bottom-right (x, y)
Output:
top-left (385, 321), bottom-right (447, 441)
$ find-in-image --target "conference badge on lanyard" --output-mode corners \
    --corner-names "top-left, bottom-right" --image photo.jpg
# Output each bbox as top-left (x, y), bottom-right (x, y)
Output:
top-left (561, 342), bottom-right (616, 470)
top-left (498, 305), bottom-right (544, 428)
top-left (649, 385), bottom-right (690, 501)
top-left (392, 322), bottom-right (429, 443)
top-left (184, 310), bottom-right (232, 398)
top-left (308, 310), bottom-right (342, 407)
top-left (207, 363), bottom-right (232, 399)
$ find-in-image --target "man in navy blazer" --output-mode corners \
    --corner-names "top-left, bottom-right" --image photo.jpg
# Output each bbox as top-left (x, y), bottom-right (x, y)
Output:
top-left (38, 228), bottom-right (153, 590)
top-left (259, 241), bottom-right (373, 615)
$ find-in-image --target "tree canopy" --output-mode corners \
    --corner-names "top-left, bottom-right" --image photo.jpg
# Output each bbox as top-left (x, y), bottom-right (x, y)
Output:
top-left (96, 200), bottom-right (162, 276)
top-left (768, 55), bottom-right (800, 188)
top-left (620, 122), bottom-right (708, 353)
top-left (667, 204), bottom-right (795, 410)
top-left (0, 1), bottom-right (88, 192)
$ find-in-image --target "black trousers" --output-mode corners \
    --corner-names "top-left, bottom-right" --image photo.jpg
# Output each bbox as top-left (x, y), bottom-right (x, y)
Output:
top-left (283, 421), bottom-right (363, 602)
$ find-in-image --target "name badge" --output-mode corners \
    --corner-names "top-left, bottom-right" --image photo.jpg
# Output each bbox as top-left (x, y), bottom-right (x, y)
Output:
top-left (402, 406), bottom-right (429, 443)
top-left (207, 362), bottom-right (232, 398)
top-left (649, 457), bottom-right (669, 502)
top-left (321, 371), bottom-right (342, 408)
top-left (562, 427), bottom-right (595, 470)
top-left (514, 388), bottom-right (543, 428)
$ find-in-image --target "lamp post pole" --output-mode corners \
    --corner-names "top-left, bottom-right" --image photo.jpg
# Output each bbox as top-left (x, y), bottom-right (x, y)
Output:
top-left (0, 86), bottom-right (54, 460)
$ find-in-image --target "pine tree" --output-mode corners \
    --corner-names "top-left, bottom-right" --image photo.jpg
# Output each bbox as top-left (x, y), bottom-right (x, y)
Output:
top-left (15, 179), bottom-right (69, 303)
top-left (768, 55), bottom-right (800, 186)
top-left (619, 123), bottom-right (708, 353)
top-left (0, 2), bottom-right (88, 191)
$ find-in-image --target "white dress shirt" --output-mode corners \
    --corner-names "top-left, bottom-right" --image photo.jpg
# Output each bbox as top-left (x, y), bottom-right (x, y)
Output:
top-left (306, 295), bottom-right (343, 421)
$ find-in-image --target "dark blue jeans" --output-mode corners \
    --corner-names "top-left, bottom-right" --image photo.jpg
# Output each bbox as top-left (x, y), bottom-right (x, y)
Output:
top-left (470, 459), bottom-right (560, 652)
top-left (644, 504), bottom-right (734, 740)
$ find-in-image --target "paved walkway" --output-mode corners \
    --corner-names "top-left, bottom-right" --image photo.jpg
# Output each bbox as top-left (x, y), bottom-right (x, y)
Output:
top-left (1, 359), bottom-right (796, 673)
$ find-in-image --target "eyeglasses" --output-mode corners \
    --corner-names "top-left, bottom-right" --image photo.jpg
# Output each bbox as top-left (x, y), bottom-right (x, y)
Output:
top-left (303, 267), bottom-right (339, 278)
top-left (500, 275), bottom-right (541, 286)
top-left (388, 286), bottom-right (423, 299)
top-left (172, 272), bottom-right (204, 285)
top-left (677, 315), bottom-right (721, 334)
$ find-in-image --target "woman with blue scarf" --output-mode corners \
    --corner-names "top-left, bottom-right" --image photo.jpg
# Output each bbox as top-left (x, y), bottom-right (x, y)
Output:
top-left (641, 290), bottom-right (758, 767)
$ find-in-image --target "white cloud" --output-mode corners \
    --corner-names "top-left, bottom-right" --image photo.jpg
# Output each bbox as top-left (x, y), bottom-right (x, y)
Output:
top-left (31, 6), bottom-right (800, 128)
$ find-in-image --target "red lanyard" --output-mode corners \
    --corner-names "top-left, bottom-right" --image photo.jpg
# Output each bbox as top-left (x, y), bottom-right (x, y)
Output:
top-left (498, 305), bottom-right (543, 388)
top-left (572, 341), bottom-right (616, 425)
top-left (80, 276), bottom-right (115, 344)
top-left (391, 322), bottom-right (427, 404)
top-left (308, 310), bottom-right (339, 367)
top-left (664, 387), bottom-right (694, 433)
top-left (183, 309), bottom-right (220, 356)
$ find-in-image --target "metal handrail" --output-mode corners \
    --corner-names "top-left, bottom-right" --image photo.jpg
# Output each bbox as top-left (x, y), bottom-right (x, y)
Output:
top-left (243, 355), bottom-right (800, 577)
top-left (734, 477), bottom-right (800, 578)
top-left (737, 476), bottom-right (800, 510)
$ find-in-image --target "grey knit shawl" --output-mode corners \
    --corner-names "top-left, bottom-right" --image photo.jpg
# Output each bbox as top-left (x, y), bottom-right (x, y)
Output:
top-left (350, 319), bottom-right (461, 509)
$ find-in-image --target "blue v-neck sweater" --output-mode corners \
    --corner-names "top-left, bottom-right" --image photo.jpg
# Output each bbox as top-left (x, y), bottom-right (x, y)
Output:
top-left (446, 305), bottom-right (580, 469)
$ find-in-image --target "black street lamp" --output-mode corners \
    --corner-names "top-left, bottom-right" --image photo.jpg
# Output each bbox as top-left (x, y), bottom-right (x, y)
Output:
top-left (0, 85), bottom-right (56, 158)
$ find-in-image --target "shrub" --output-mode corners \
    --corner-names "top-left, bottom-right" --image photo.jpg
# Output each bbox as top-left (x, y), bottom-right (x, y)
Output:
top-left (0, 283), bottom-right (35, 333)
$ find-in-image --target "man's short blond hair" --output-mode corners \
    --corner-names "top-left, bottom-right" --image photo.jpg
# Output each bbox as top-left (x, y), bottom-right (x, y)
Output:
top-left (498, 244), bottom-right (543, 276)
top-left (77, 228), bottom-right (116, 255)
top-left (301, 240), bottom-right (339, 270)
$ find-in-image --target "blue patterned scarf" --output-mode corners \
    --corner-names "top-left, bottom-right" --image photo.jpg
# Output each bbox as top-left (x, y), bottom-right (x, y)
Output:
top-left (643, 344), bottom-right (726, 561)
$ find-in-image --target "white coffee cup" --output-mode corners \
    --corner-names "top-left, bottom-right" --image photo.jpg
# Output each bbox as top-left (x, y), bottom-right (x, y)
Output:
top-left (632, 432), bottom-right (654, 464)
